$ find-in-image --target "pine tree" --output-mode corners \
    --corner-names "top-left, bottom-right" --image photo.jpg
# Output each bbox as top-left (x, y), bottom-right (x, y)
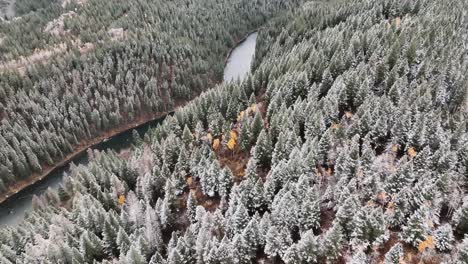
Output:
top-left (117, 227), bottom-right (131, 256)
top-left (349, 248), bottom-right (368, 264)
top-left (453, 200), bottom-right (468, 235)
top-left (160, 196), bottom-right (174, 229)
top-left (230, 234), bottom-right (252, 264)
top-left (250, 111), bottom-right (264, 143)
top-left (458, 236), bottom-right (468, 263)
top-left (149, 252), bottom-right (166, 264)
top-left (102, 219), bottom-right (118, 256)
top-left (218, 168), bottom-right (233, 198)
top-left (283, 243), bottom-right (301, 264)
top-left (272, 131), bottom-right (287, 165)
top-left (233, 202), bottom-right (250, 232)
top-left (239, 120), bottom-right (251, 151)
top-left (80, 231), bottom-right (104, 262)
top-left (187, 193), bottom-right (197, 224)
top-left (253, 129), bottom-right (272, 168)
top-left (320, 223), bottom-right (343, 262)
top-left (271, 191), bottom-right (298, 231)
top-left (434, 224), bottom-right (454, 252)
top-left (182, 125), bottom-right (193, 147)
top-left (400, 208), bottom-right (429, 247)
top-left (335, 196), bottom-right (358, 238)
top-left (264, 226), bottom-right (292, 260)
top-left (242, 217), bottom-right (260, 255)
top-left (384, 243), bottom-right (403, 264)
top-left (351, 207), bottom-right (388, 248)
top-left (299, 188), bottom-right (320, 232)
top-left (285, 230), bottom-right (319, 264)
top-left (126, 245), bottom-right (146, 264)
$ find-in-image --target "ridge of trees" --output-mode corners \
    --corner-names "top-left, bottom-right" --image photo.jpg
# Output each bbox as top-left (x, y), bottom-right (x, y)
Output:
top-left (0, 0), bottom-right (301, 196)
top-left (1, 0), bottom-right (468, 263)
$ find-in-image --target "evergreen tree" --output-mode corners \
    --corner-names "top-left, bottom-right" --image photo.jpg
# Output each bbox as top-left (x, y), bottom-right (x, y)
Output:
top-left (453, 200), bottom-right (468, 235)
top-left (253, 129), bottom-right (273, 168)
top-left (102, 219), bottom-right (118, 256)
top-left (458, 236), bottom-right (468, 264)
top-left (349, 248), bottom-right (368, 264)
top-left (400, 209), bottom-right (429, 247)
top-left (149, 252), bottom-right (166, 264)
top-left (384, 243), bottom-right (403, 264)
top-left (264, 226), bottom-right (292, 260)
top-left (434, 224), bottom-right (454, 252)
top-left (335, 196), bottom-right (359, 238)
top-left (80, 231), bottom-right (104, 262)
top-left (351, 207), bottom-right (388, 248)
top-left (187, 193), bottom-right (197, 224)
top-left (284, 230), bottom-right (319, 264)
top-left (250, 111), bottom-right (264, 143)
top-left (299, 188), bottom-right (321, 232)
top-left (232, 203), bottom-right (250, 233)
top-left (117, 227), bottom-right (132, 256)
top-left (320, 223), bottom-right (343, 262)
top-left (126, 245), bottom-right (146, 264)
top-left (239, 120), bottom-right (251, 151)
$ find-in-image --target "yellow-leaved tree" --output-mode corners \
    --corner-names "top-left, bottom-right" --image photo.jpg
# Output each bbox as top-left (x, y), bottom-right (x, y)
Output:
top-left (213, 138), bottom-right (220, 150)
top-left (227, 138), bottom-right (236, 151)
top-left (229, 130), bottom-right (238, 141)
top-left (418, 236), bottom-right (434, 252)
top-left (408, 147), bottom-right (417, 158)
top-left (118, 194), bottom-right (125, 206)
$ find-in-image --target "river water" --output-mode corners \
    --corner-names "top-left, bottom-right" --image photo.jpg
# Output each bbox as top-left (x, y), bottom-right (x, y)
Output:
top-left (223, 32), bottom-right (258, 82)
top-left (0, 31), bottom-right (258, 227)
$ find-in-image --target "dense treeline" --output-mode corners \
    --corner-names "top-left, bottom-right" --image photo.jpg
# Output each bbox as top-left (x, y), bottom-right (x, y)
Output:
top-left (0, 0), bottom-right (300, 195)
top-left (0, 1), bottom-right (62, 60)
top-left (14, 0), bottom-right (60, 16)
top-left (1, 0), bottom-right (468, 263)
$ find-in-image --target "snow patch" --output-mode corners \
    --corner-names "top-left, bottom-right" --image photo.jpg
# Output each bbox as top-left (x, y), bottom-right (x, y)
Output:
top-left (61, 0), bottom-right (87, 8)
top-left (44, 11), bottom-right (76, 36)
top-left (108, 27), bottom-right (126, 41)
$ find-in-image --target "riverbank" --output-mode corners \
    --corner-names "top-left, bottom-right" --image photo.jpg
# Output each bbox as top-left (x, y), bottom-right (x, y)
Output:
top-left (0, 29), bottom-right (259, 207)
top-left (0, 108), bottom-right (176, 204)
top-left (224, 30), bottom-right (259, 66)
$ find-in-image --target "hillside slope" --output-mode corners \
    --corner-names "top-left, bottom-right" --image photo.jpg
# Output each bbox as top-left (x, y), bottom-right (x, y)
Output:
top-left (1, 0), bottom-right (468, 263)
top-left (0, 0), bottom-right (300, 199)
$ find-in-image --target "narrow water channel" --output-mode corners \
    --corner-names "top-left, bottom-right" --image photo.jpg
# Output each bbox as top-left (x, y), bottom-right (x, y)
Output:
top-left (0, 31), bottom-right (258, 227)
top-left (224, 32), bottom-right (258, 82)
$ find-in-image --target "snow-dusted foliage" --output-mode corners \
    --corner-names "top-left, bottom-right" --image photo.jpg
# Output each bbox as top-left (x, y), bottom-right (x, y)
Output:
top-left (1, 0), bottom-right (467, 263)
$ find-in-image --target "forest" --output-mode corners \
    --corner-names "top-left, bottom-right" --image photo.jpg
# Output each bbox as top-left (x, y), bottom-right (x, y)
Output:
top-left (1, 0), bottom-right (468, 263)
top-left (0, 0), bottom-right (300, 197)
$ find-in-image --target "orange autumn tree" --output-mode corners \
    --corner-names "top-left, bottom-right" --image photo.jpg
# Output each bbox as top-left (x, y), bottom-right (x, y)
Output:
top-left (213, 138), bottom-right (220, 150)
top-left (227, 130), bottom-right (237, 151)
top-left (227, 138), bottom-right (236, 151)
top-left (418, 236), bottom-right (434, 252)
top-left (118, 194), bottom-right (125, 206)
top-left (407, 147), bottom-right (417, 158)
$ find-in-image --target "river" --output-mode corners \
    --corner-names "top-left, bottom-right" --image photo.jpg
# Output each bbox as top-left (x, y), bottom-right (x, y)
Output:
top-left (224, 32), bottom-right (258, 82)
top-left (0, 0), bottom-right (15, 19)
top-left (0, 31), bottom-right (258, 227)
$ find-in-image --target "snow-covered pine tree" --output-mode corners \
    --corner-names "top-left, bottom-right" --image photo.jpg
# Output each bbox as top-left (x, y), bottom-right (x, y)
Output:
top-left (384, 243), bottom-right (403, 264)
top-left (434, 224), bottom-right (454, 252)
top-left (253, 129), bottom-right (273, 168)
top-left (298, 188), bottom-right (320, 232)
top-left (250, 110), bottom-right (264, 143)
top-left (320, 222), bottom-right (344, 262)
top-left (264, 226), bottom-right (292, 260)
top-left (400, 208), bottom-right (430, 247)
